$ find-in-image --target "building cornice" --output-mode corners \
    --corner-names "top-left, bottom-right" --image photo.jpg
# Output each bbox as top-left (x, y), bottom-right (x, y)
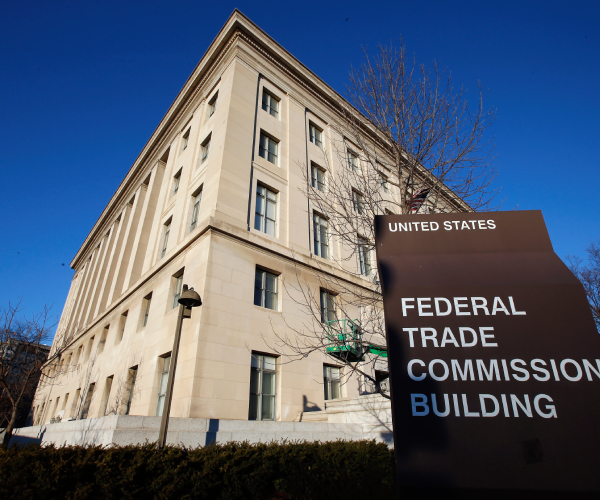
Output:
top-left (71, 9), bottom-right (469, 269)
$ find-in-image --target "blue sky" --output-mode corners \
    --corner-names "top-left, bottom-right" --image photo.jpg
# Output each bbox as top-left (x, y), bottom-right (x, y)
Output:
top-left (1, 0), bottom-right (598, 325)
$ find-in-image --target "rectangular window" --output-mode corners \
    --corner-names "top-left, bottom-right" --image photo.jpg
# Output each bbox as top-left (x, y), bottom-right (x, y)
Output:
top-left (249, 353), bottom-right (277, 421)
top-left (160, 220), bottom-right (171, 259)
top-left (201, 135), bottom-right (211, 163)
top-left (254, 269), bottom-right (278, 311)
top-left (182, 128), bottom-right (190, 151)
top-left (261, 90), bottom-right (279, 118)
top-left (352, 191), bottom-right (364, 215)
top-left (380, 174), bottom-right (390, 194)
top-left (254, 185), bottom-right (277, 236)
top-left (320, 289), bottom-right (336, 324)
top-left (309, 123), bottom-right (323, 148)
top-left (189, 189), bottom-right (202, 232)
top-left (172, 274), bottom-right (184, 309)
top-left (208, 92), bottom-right (218, 117)
top-left (347, 150), bottom-right (358, 172)
top-left (117, 311), bottom-right (128, 343)
top-left (84, 336), bottom-right (95, 363)
top-left (102, 376), bottom-right (113, 416)
top-left (311, 164), bottom-right (326, 192)
top-left (156, 355), bottom-right (171, 417)
top-left (125, 367), bottom-right (137, 415)
top-left (313, 214), bottom-right (329, 259)
top-left (141, 294), bottom-right (152, 328)
top-left (259, 133), bottom-right (278, 165)
top-left (70, 389), bottom-right (80, 419)
top-left (81, 383), bottom-right (95, 419)
top-left (172, 170), bottom-right (182, 196)
top-left (358, 237), bottom-right (372, 276)
top-left (98, 326), bottom-right (109, 355)
top-left (324, 365), bottom-right (342, 400)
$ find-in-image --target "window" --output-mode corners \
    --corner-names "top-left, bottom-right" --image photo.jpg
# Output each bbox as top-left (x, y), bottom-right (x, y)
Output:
top-left (102, 376), bottom-right (113, 416)
top-left (358, 237), bottom-right (372, 276)
top-left (352, 191), bottom-right (364, 215)
top-left (208, 93), bottom-right (218, 117)
top-left (201, 135), bottom-right (211, 163)
top-left (84, 336), bottom-right (95, 363)
top-left (125, 367), bottom-right (137, 415)
top-left (172, 274), bottom-right (184, 309)
top-left (98, 326), bottom-right (109, 355)
top-left (182, 128), bottom-right (190, 151)
top-left (309, 123), bottom-right (323, 148)
top-left (172, 170), bottom-right (182, 196)
top-left (254, 269), bottom-right (278, 311)
top-left (254, 185), bottom-right (277, 236)
top-left (347, 150), bottom-right (358, 172)
top-left (141, 294), bottom-right (152, 328)
top-left (189, 189), bottom-right (202, 232)
top-left (156, 355), bottom-right (171, 417)
top-left (262, 90), bottom-right (279, 118)
top-left (324, 365), bottom-right (342, 400)
top-left (70, 389), bottom-right (80, 419)
top-left (249, 353), bottom-right (277, 421)
top-left (380, 174), bottom-right (390, 194)
top-left (259, 133), bottom-right (278, 165)
top-left (320, 289), bottom-right (336, 324)
top-left (313, 214), bottom-right (329, 259)
top-left (117, 312), bottom-right (128, 343)
top-left (81, 383), bottom-right (95, 419)
top-left (311, 164), bottom-right (325, 192)
top-left (160, 220), bottom-right (171, 259)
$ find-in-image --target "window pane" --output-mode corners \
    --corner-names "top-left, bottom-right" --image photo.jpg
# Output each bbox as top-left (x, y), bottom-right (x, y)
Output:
top-left (250, 368), bottom-right (260, 394)
top-left (251, 354), bottom-right (260, 369)
top-left (265, 291), bottom-right (276, 310)
top-left (265, 219), bottom-right (275, 236)
top-left (266, 199), bottom-right (276, 219)
top-left (331, 379), bottom-right (341, 399)
top-left (248, 393), bottom-right (259, 420)
top-left (261, 395), bottom-right (275, 420)
top-left (255, 193), bottom-right (264, 215)
top-left (263, 355), bottom-right (277, 371)
top-left (265, 273), bottom-right (276, 293)
top-left (262, 371), bottom-right (276, 395)
top-left (266, 189), bottom-right (276, 201)
top-left (254, 213), bottom-right (263, 231)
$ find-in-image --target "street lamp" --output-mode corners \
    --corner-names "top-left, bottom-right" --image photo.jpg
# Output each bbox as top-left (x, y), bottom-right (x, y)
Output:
top-left (157, 284), bottom-right (202, 448)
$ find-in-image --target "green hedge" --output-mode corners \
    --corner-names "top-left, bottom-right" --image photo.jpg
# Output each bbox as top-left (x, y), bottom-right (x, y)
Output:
top-left (0, 440), bottom-right (394, 500)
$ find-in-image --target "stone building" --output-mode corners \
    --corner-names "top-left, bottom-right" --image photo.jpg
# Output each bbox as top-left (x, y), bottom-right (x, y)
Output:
top-left (25, 11), bottom-right (461, 444)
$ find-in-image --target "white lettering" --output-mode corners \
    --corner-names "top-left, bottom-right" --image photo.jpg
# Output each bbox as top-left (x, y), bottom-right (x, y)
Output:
top-left (480, 394), bottom-right (499, 417)
top-left (560, 359), bottom-right (582, 381)
top-left (534, 394), bottom-right (557, 418)
top-left (508, 296), bottom-right (526, 315)
top-left (434, 297), bottom-right (452, 316)
top-left (401, 298), bottom-right (415, 316)
top-left (454, 297), bottom-right (471, 315)
top-left (402, 328), bottom-right (418, 348)
top-left (417, 298), bottom-right (433, 316)
top-left (408, 360), bottom-right (426, 381)
top-left (459, 327), bottom-right (477, 347)
top-left (429, 359), bottom-right (449, 381)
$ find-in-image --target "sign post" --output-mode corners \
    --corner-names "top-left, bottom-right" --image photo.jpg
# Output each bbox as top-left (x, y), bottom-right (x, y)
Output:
top-left (374, 211), bottom-right (600, 497)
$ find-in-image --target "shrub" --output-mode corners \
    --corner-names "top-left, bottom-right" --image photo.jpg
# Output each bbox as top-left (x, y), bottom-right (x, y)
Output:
top-left (0, 440), bottom-right (394, 500)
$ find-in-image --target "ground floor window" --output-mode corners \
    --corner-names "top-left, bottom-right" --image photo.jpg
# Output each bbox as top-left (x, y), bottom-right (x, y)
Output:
top-left (323, 365), bottom-right (342, 400)
top-left (249, 353), bottom-right (277, 421)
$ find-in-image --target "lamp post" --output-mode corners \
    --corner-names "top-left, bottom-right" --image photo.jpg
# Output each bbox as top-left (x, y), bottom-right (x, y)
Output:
top-left (157, 284), bottom-right (202, 449)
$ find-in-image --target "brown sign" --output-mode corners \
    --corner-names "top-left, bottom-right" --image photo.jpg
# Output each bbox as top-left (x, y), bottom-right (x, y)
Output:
top-left (374, 211), bottom-right (600, 493)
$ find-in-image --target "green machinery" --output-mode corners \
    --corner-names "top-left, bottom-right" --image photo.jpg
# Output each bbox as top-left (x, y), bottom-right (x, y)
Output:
top-left (325, 319), bottom-right (388, 362)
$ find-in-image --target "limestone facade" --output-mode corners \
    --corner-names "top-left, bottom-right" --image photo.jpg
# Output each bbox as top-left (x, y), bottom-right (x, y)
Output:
top-left (31, 11), bottom-right (448, 429)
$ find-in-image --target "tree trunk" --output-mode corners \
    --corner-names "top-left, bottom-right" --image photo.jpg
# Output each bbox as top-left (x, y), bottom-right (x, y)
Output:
top-left (1, 407), bottom-right (18, 449)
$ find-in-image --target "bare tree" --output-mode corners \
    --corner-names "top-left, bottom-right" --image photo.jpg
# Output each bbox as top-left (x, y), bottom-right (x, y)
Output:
top-left (268, 43), bottom-right (497, 401)
top-left (567, 241), bottom-right (600, 332)
top-left (0, 302), bottom-right (66, 448)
